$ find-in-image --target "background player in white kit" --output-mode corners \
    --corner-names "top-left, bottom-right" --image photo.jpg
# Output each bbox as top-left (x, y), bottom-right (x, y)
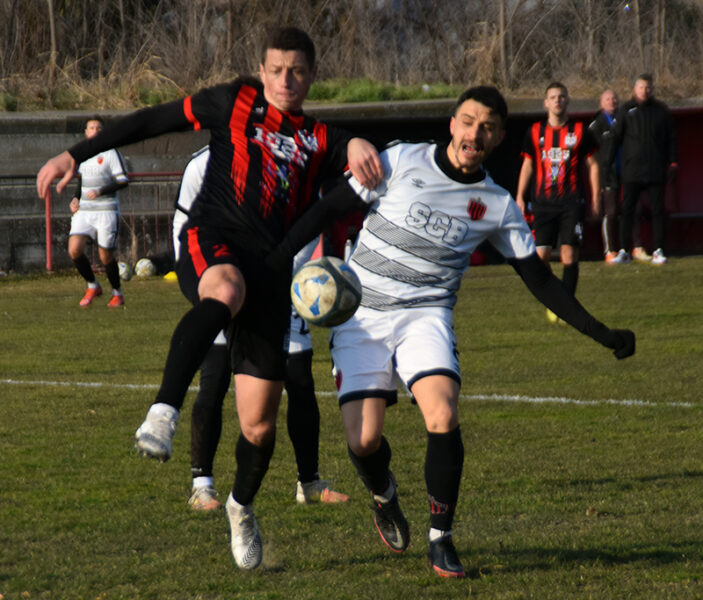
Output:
top-left (68, 116), bottom-right (129, 307)
top-left (269, 86), bottom-right (635, 579)
top-left (173, 147), bottom-right (348, 511)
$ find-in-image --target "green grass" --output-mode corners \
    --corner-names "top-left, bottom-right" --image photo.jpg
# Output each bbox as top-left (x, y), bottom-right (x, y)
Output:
top-left (1, 258), bottom-right (702, 599)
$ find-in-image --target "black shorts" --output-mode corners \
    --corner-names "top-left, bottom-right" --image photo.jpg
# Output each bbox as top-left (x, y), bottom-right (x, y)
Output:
top-left (176, 221), bottom-right (291, 381)
top-left (532, 201), bottom-right (584, 248)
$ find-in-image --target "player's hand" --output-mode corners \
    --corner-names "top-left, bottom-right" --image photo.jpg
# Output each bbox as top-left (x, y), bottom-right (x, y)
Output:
top-left (347, 138), bottom-right (383, 189)
top-left (37, 151), bottom-right (76, 198)
top-left (608, 329), bottom-right (636, 359)
top-left (69, 198), bottom-right (80, 214)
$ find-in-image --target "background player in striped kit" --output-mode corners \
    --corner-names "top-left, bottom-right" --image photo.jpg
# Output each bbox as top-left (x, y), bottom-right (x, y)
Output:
top-left (516, 82), bottom-right (599, 320)
top-left (68, 116), bottom-right (129, 307)
top-left (267, 85), bottom-right (635, 579)
top-left (173, 147), bottom-right (348, 511)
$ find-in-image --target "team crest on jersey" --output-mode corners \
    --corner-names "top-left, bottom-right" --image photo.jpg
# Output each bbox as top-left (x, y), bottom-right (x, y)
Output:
top-left (97, 156), bottom-right (104, 165)
top-left (467, 198), bottom-right (486, 221)
top-left (565, 132), bottom-right (577, 147)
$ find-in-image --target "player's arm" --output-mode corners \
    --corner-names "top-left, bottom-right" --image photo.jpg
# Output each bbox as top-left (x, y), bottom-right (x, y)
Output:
top-left (515, 156), bottom-right (533, 217)
top-left (509, 252), bottom-right (635, 359)
top-left (38, 100), bottom-right (189, 198)
top-left (265, 177), bottom-right (368, 271)
top-left (587, 154), bottom-right (600, 217)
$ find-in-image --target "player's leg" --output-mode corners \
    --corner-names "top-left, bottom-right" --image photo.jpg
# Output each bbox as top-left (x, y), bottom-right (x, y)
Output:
top-left (68, 224), bottom-right (102, 305)
top-left (533, 207), bottom-right (561, 322)
top-left (95, 211), bottom-right (123, 306)
top-left (411, 375), bottom-right (465, 578)
top-left (189, 336), bottom-right (230, 511)
top-left (619, 181), bottom-right (641, 255)
top-left (342, 396), bottom-right (409, 553)
top-left (286, 342), bottom-right (349, 504)
top-left (559, 244), bottom-right (579, 296)
top-left (226, 374), bottom-right (284, 570)
top-left (648, 183), bottom-right (668, 263)
top-left (135, 257), bottom-right (242, 462)
top-left (602, 186), bottom-right (618, 261)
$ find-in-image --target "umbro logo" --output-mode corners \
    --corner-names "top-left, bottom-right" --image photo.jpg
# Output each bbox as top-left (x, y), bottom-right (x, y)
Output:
top-left (411, 178), bottom-right (425, 188)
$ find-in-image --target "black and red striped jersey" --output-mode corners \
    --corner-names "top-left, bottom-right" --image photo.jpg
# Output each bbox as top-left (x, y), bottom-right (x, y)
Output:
top-left (521, 119), bottom-right (597, 204)
top-left (69, 77), bottom-right (351, 255)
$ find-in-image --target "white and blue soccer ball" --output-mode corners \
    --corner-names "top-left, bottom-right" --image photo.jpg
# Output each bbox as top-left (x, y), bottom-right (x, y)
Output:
top-left (290, 256), bottom-right (362, 327)
top-left (118, 261), bottom-right (133, 281)
top-left (134, 257), bottom-right (156, 278)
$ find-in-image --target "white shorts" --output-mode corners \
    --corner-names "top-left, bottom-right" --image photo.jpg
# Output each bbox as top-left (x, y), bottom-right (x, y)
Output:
top-left (70, 209), bottom-right (120, 250)
top-left (330, 305), bottom-right (460, 406)
top-left (288, 310), bottom-right (312, 354)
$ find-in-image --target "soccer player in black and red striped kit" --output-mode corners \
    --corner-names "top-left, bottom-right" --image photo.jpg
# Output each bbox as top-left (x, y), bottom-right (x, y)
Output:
top-left (516, 82), bottom-right (599, 321)
top-left (37, 27), bottom-right (383, 570)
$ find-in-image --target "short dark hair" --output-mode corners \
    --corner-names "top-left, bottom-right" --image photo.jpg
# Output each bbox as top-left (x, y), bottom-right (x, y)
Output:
top-left (261, 27), bottom-right (316, 68)
top-left (86, 115), bottom-right (104, 127)
top-left (454, 86), bottom-right (508, 125)
top-left (636, 73), bottom-right (653, 84)
top-left (545, 81), bottom-right (568, 96)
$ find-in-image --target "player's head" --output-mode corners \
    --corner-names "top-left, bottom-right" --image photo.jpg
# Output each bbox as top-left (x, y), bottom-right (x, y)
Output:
top-left (84, 116), bottom-right (104, 139)
top-left (600, 89), bottom-right (618, 114)
top-left (633, 73), bottom-right (653, 103)
top-left (260, 27), bottom-right (317, 113)
top-left (448, 86), bottom-right (507, 175)
top-left (544, 81), bottom-right (569, 119)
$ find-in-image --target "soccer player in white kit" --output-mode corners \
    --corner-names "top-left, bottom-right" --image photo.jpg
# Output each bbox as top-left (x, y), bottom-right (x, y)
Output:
top-left (268, 86), bottom-right (635, 578)
top-left (68, 116), bottom-right (129, 307)
top-left (173, 147), bottom-right (348, 511)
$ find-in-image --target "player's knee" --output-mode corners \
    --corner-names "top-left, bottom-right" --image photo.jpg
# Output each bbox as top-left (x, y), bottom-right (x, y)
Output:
top-left (347, 431), bottom-right (382, 457)
top-left (241, 420), bottom-right (275, 447)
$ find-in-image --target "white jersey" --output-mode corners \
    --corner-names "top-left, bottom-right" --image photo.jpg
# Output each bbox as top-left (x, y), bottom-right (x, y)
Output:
top-left (77, 149), bottom-right (128, 211)
top-left (173, 146), bottom-right (210, 261)
top-left (348, 142), bottom-right (535, 311)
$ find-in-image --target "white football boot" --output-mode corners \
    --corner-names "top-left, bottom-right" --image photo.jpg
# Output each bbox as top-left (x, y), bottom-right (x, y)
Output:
top-left (134, 403), bottom-right (179, 462)
top-left (226, 493), bottom-right (263, 570)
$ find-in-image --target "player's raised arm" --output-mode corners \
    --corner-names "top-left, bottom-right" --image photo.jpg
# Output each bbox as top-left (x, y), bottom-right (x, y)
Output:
top-left (510, 253), bottom-right (635, 359)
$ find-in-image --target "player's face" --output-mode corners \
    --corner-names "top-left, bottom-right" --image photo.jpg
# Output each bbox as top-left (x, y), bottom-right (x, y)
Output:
top-left (600, 90), bottom-right (618, 114)
top-left (260, 49), bottom-right (317, 113)
top-left (633, 78), bottom-right (653, 103)
top-left (544, 87), bottom-right (569, 119)
top-left (447, 99), bottom-right (505, 174)
top-left (84, 120), bottom-right (103, 138)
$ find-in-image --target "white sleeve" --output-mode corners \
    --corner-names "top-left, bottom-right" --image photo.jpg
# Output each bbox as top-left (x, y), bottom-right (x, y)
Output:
top-left (109, 150), bottom-right (129, 183)
top-left (487, 196), bottom-right (536, 259)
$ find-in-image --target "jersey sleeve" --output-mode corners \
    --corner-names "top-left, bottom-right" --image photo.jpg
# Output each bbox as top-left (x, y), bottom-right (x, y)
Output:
top-left (108, 150), bottom-right (129, 184)
top-left (580, 125), bottom-right (599, 158)
top-left (185, 81), bottom-right (241, 131)
top-left (487, 195), bottom-right (536, 259)
top-left (69, 100), bottom-right (191, 163)
top-left (320, 123), bottom-right (353, 176)
top-left (520, 125), bottom-right (536, 161)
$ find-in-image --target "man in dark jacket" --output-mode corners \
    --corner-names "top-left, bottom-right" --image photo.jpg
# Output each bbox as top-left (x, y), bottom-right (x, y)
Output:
top-left (589, 89), bottom-right (647, 264)
top-left (610, 74), bottom-right (677, 265)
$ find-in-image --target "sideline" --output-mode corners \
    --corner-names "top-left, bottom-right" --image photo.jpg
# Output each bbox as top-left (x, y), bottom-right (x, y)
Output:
top-left (1, 378), bottom-right (695, 408)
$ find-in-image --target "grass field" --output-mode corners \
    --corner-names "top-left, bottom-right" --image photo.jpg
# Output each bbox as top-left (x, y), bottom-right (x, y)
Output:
top-left (1, 257), bottom-right (702, 599)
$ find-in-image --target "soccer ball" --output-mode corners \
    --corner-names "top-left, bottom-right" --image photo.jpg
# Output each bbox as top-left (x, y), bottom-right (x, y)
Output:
top-left (134, 257), bottom-right (156, 278)
top-left (118, 261), bottom-right (132, 281)
top-left (290, 256), bottom-right (362, 327)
